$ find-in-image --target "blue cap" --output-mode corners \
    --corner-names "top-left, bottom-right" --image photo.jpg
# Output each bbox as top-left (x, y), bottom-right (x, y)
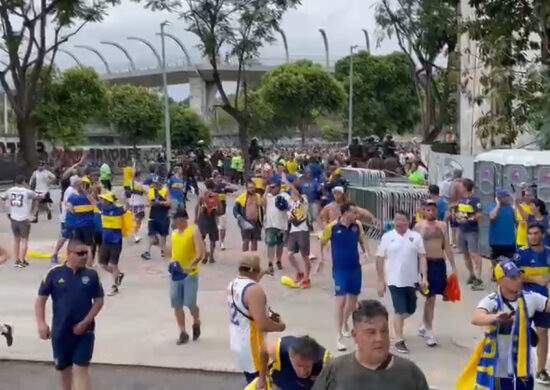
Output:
top-left (496, 188), bottom-right (511, 198)
top-left (494, 260), bottom-right (522, 280)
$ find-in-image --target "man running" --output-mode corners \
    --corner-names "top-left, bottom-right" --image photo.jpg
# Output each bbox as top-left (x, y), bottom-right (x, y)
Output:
top-left (288, 185), bottom-right (312, 288)
top-left (35, 239), bottom-right (104, 390)
top-left (97, 192), bottom-right (125, 297)
top-left (1, 175), bottom-right (40, 268)
top-left (141, 175), bottom-right (172, 261)
top-left (30, 161), bottom-right (56, 221)
top-left (321, 202), bottom-right (369, 352)
top-left (255, 335), bottom-right (329, 390)
top-left (65, 177), bottom-right (96, 265)
top-left (212, 171), bottom-right (236, 251)
top-left (0, 246), bottom-right (13, 346)
top-left (376, 210), bottom-right (427, 354)
top-left (52, 175), bottom-right (81, 264)
top-left (129, 171), bottom-right (147, 243)
top-left (227, 255), bottom-right (286, 384)
top-left (414, 200), bottom-right (457, 346)
top-left (515, 224), bottom-right (550, 385)
top-left (263, 181), bottom-right (290, 273)
top-left (167, 209), bottom-right (205, 345)
top-left (234, 180), bottom-right (263, 252)
top-left (319, 187), bottom-right (346, 225)
top-left (195, 179), bottom-right (221, 264)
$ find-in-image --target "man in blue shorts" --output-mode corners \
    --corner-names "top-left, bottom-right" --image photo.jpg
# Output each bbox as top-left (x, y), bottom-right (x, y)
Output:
top-left (141, 176), bottom-right (172, 261)
top-left (516, 223), bottom-right (550, 385)
top-left (35, 239), bottom-right (104, 390)
top-left (321, 202), bottom-right (368, 352)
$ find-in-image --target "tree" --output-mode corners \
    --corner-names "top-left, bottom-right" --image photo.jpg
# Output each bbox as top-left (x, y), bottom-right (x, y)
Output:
top-left (375, 0), bottom-right (459, 142)
top-left (170, 103), bottom-right (211, 149)
top-left (334, 52), bottom-right (419, 138)
top-left (247, 90), bottom-right (291, 144)
top-left (261, 60), bottom-right (345, 144)
top-left (34, 67), bottom-right (107, 146)
top-left (180, 0), bottom-right (301, 173)
top-left (107, 84), bottom-right (162, 148)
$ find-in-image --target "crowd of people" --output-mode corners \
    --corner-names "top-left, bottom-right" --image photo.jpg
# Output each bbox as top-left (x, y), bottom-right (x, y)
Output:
top-left (2, 140), bottom-right (550, 390)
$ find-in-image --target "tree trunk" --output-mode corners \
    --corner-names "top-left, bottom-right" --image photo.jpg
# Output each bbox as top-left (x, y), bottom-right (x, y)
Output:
top-left (300, 125), bottom-right (306, 145)
top-left (17, 117), bottom-right (38, 175)
top-left (423, 66), bottom-right (434, 141)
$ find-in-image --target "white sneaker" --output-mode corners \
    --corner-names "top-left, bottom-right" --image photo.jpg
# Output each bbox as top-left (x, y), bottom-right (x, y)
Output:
top-left (134, 236), bottom-right (141, 244)
top-left (337, 336), bottom-right (347, 351)
top-left (221, 243), bottom-right (226, 251)
top-left (341, 324), bottom-right (351, 338)
top-left (418, 325), bottom-right (426, 338)
top-left (426, 334), bottom-right (438, 347)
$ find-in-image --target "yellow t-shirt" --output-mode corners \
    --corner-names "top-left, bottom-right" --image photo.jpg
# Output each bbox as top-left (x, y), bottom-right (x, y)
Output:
top-left (286, 161), bottom-right (298, 176)
top-left (171, 225), bottom-right (199, 276)
top-left (516, 204), bottom-right (533, 247)
top-left (123, 167), bottom-right (133, 188)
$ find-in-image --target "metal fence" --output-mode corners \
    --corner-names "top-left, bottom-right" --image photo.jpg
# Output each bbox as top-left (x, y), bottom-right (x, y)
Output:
top-left (340, 168), bottom-right (386, 188)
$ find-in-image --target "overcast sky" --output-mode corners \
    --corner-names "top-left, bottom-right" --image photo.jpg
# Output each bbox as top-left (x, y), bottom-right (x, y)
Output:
top-left (56, 0), bottom-right (400, 99)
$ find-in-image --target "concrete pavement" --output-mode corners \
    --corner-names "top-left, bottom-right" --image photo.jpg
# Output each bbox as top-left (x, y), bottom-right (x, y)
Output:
top-left (0, 188), bottom-right (545, 389)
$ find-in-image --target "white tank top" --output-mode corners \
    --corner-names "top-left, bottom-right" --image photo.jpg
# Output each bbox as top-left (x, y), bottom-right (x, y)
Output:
top-left (227, 277), bottom-right (265, 373)
top-left (3, 187), bottom-right (35, 221)
top-left (130, 182), bottom-right (147, 207)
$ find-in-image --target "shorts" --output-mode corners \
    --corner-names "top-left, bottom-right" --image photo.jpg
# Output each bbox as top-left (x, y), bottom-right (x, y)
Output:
top-left (123, 186), bottom-right (131, 199)
top-left (217, 214), bottom-right (227, 230)
top-left (244, 372), bottom-right (259, 384)
top-left (198, 217), bottom-right (219, 242)
top-left (170, 275), bottom-right (199, 309)
top-left (241, 222), bottom-right (262, 242)
top-left (99, 243), bottom-right (122, 266)
top-left (389, 285), bottom-right (417, 315)
top-left (308, 202), bottom-right (320, 222)
top-left (459, 231), bottom-right (479, 254)
top-left (10, 219), bottom-right (30, 239)
top-left (288, 231), bottom-right (310, 256)
top-left (68, 227), bottom-right (94, 246)
top-left (491, 245), bottom-right (516, 260)
top-left (101, 179), bottom-right (112, 191)
top-left (265, 228), bottom-right (285, 247)
top-left (425, 259), bottom-right (447, 297)
top-left (332, 268), bottom-right (362, 296)
top-left (534, 310), bottom-right (550, 329)
top-left (131, 205), bottom-right (145, 222)
top-left (93, 232), bottom-right (102, 247)
top-left (52, 331), bottom-right (95, 371)
top-left (39, 192), bottom-right (53, 205)
top-left (450, 207), bottom-right (460, 228)
top-left (61, 223), bottom-right (70, 239)
top-left (148, 219), bottom-right (169, 237)
top-left (496, 376), bottom-right (534, 390)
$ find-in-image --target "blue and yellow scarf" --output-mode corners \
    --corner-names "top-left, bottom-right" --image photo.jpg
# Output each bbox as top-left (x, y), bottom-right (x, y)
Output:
top-left (457, 291), bottom-right (531, 390)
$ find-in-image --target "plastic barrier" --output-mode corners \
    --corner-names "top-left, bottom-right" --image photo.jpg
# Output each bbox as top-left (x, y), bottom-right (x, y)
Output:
top-left (341, 168), bottom-right (386, 188)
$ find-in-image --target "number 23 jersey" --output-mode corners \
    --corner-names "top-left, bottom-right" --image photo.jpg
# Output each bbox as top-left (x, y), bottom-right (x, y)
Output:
top-left (1, 186), bottom-right (37, 221)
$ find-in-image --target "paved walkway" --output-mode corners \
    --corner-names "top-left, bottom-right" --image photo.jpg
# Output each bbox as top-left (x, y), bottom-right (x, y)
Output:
top-left (0, 188), bottom-right (545, 389)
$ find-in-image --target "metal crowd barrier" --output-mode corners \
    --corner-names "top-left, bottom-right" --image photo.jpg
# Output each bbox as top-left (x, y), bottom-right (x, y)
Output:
top-left (341, 168), bottom-right (386, 187)
top-left (347, 185), bottom-right (427, 240)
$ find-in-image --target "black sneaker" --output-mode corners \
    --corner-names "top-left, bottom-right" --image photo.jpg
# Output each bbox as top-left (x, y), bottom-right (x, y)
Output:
top-left (536, 369), bottom-right (550, 385)
top-left (116, 272), bottom-right (125, 287)
top-left (395, 340), bottom-right (409, 354)
top-left (209, 257), bottom-right (216, 264)
top-left (47, 211), bottom-right (52, 220)
top-left (192, 322), bottom-right (201, 341)
top-left (107, 285), bottom-right (119, 296)
top-left (22, 259), bottom-right (29, 267)
top-left (471, 278), bottom-right (485, 291)
top-left (202, 257), bottom-right (208, 264)
top-left (268, 263), bottom-right (274, 275)
top-left (176, 331), bottom-right (189, 345)
top-left (1, 324), bottom-right (13, 347)
top-left (276, 261), bottom-right (283, 270)
top-left (466, 275), bottom-right (476, 285)
top-left (13, 260), bottom-right (23, 268)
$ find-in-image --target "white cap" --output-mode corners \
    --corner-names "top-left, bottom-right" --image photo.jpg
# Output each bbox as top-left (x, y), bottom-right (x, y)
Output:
top-left (332, 186), bottom-right (344, 194)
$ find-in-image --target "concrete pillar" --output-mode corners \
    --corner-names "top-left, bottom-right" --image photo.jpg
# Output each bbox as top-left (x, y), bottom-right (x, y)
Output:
top-left (189, 77), bottom-right (217, 123)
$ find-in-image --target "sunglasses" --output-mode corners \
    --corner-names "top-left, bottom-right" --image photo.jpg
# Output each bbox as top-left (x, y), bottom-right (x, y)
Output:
top-left (73, 250), bottom-right (88, 257)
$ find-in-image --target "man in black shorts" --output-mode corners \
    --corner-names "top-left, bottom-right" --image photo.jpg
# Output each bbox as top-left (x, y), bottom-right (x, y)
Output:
top-left (196, 179), bottom-right (220, 263)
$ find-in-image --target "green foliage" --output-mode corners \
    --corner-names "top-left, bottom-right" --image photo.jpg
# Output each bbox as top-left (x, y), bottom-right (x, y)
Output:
top-left (107, 84), bottom-right (162, 146)
top-left (170, 104), bottom-right (211, 149)
top-left (261, 60), bottom-right (345, 143)
top-left (247, 91), bottom-right (292, 144)
top-left (334, 52), bottom-right (419, 138)
top-left (34, 67), bottom-right (107, 146)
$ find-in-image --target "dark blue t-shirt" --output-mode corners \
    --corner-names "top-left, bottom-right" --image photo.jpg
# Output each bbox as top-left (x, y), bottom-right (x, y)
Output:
top-left (515, 247), bottom-right (550, 296)
top-left (487, 203), bottom-right (516, 246)
top-left (458, 196), bottom-right (482, 232)
top-left (301, 179), bottom-right (321, 203)
top-left (38, 264), bottom-right (104, 337)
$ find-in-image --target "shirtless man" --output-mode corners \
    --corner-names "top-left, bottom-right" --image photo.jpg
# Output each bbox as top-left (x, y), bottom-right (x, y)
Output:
top-left (414, 200), bottom-right (457, 346)
top-left (319, 187), bottom-right (346, 225)
top-left (233, 180), bottom-right (263, 252)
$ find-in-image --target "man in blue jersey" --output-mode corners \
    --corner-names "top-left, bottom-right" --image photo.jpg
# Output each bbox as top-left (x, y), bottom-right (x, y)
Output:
top-left (516, 224), bottom-right (550, 385)
top-left (320, 202), bottom-right (368, 352)
top-left (168, 166), bottom-right (189, 214)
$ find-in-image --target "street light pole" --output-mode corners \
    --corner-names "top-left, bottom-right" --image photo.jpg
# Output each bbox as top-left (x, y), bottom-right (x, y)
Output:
top-left (348, 45), bottom-right (358, 146)
top-left (160, 21), bottom-right (171, 170)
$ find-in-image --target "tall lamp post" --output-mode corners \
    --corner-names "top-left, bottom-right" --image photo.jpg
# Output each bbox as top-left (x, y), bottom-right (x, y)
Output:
top-left (348, 45), bottom-right (359, 146)
top-left (160, 21), bottom-right (171, 169)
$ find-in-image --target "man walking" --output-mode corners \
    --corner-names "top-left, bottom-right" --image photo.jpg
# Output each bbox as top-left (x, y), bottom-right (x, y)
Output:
top-left (288, 185), bottom-right (312, 288)
top-left (52, 176), bottom-right (80, 264)
top-left (30, 161), bottom-right (56, 221)
top-left (212, 171), bottom-right (236, 251)
top-left (321, 203), bottom-right (369, 352)
top-left (263, 181), bottom-right (290, 273)
top-left (516, 224), bottom-right (550, 385)
top-left (195, 179), bottom-right (221, 264)
top-left (233, 180), bottom-right (263, 252)
top-left (227, 255), bottom-right (286, 384)
top-left (35, 239), bottom-right (104, 390)
top-left (457, 178), bottom-right (484, 290)
top-left (141, 176), bottom-right (172, 261)
top-left (376, 210), bottom-right (427, 354)
top-left (167, 209), bottom-right (205, 345)
top-left (1, 175), bottom-right (40, 268)
top-left (414, 200), bottom-right (457, 346)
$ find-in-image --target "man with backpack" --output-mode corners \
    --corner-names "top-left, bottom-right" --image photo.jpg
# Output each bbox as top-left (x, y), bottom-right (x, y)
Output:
top-left (196, 179), bottom-right (221, 264)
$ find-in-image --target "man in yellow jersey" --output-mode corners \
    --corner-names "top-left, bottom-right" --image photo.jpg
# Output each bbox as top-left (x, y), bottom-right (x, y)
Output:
top-left (167, 208), bottom-right (205, 345)
top-left (227, 255), bottom-right (286, 384)
top-left (516, 187), bottom-right (535, 248)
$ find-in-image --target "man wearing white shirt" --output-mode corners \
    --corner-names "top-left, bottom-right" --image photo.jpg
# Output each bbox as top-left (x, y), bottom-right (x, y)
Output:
top-left (287, 185), bottom-right (312, 289)
top-left (263, 181), bottom-right (290, 274)
top-left (29, 161), bottom-right (56, 221)
top-left (1, 175), bottom-right (39, 268)
top-left (376, 210), bottom-right (428, 354)
top-left (51, 176), bottom-right (80, 264)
